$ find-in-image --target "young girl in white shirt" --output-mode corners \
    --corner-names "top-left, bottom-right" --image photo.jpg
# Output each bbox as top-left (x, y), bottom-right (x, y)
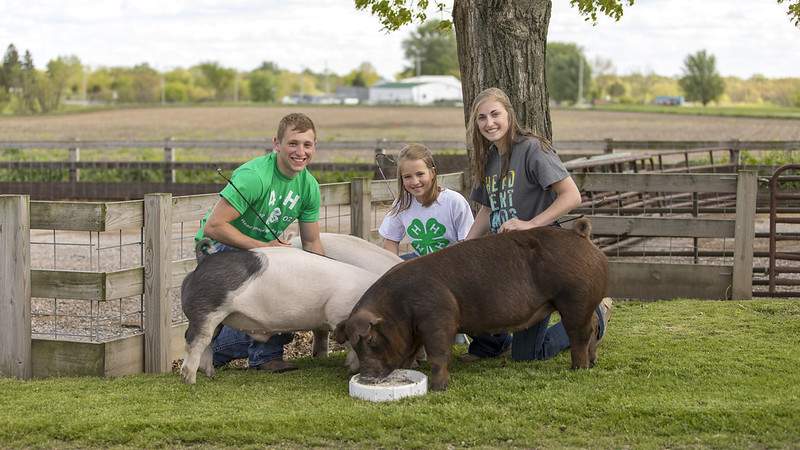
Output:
top-left (379, 143), bottom-right (474, 260)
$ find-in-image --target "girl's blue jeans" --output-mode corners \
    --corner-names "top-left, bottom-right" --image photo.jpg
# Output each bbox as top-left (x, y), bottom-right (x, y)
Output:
top-left (197, 241), bottom-right (294, 368)
top-left (467, 305), bottom-right (607, 361)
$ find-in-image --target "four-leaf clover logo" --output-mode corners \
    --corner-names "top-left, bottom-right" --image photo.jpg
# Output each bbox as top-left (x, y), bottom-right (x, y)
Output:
top-left (407, 218), bottom-right (450, 255)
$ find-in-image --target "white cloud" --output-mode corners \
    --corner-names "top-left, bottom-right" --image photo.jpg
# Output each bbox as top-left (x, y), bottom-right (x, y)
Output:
top-left (0, 0), bottom-right (797, 79)
top-left (548, 0), bottom-right (800, 78)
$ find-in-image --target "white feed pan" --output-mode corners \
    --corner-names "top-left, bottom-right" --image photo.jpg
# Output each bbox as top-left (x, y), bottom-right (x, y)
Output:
top-left (349, 369), bottom-right (428, 402)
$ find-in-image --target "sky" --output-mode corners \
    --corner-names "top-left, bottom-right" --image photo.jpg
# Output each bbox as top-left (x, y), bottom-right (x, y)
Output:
top-left (1, 0), bottom-right (798, 80)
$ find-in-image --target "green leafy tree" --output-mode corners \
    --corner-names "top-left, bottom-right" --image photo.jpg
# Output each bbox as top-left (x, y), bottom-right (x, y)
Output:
top-left (20, 50), bottom-right (38, 113)
top-left (250, 69), bottom-right (279, 102)
top-left (85, 67), bottom-right (114, 102)
top-left (254, 61), bottom-right (280, 73)
top-left (134, 63), bottom-right (160, 103)
top-left (679, 49), bottom-right (725, 106)
top-left (111, 74), bottom-right (135, 102)
top-left (546, 42), bottom-right (592, 103)
top-left (196, 61), bottom-right (236, 101)
top-left (2, 44), bottom-right (21, 111)
top-left (2, 44), bottom-right (21, 90)
top-left (164, 80), bottom-right (188, 102)
top-left (343, 62), bottom-right (381, 87)
top-left (163, 67), bottom-right (193, 102)
top-left (250, 61), bottom-right (283, 101)
top-left (777, 0), bottom-right (800, 27)
top-left (37, 55), bottom-right (82, 112)
top-left (590, 55), bottom-right (616, 100)
top-left (100, 64), bottom-right (160, 104)
top-left (399, 19), bottom-right (460, 79)
top-left (607, 80), bottom-right (626, 98)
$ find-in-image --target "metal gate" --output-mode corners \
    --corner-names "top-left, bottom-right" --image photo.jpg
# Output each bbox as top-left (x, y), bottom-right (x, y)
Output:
top-left (753, 164), bottom-right (800, 298)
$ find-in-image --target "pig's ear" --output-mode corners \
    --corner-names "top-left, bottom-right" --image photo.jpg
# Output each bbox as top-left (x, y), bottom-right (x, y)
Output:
top-left (350, 310), bottom-right (382, 343)
top-left (333, 321), bottom-right (348, 344)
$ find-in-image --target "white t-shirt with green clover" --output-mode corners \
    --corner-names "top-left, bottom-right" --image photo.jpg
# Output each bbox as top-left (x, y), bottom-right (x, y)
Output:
top-left (379, 188), bottom-right (474, 257)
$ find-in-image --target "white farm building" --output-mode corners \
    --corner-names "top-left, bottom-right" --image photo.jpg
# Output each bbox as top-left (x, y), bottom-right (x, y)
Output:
top-left (368, 75), bottom-right (462, 105)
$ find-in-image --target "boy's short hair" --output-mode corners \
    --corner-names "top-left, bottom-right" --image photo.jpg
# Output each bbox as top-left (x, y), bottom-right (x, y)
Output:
top-left (277, 113), bottom-right (317, 141)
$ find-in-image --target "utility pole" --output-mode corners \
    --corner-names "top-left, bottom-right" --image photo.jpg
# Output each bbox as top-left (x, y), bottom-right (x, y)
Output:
top-left (577, 49), bottom-right (584, 105)
top-left (325, 60), bottom-right (330, 96)
top-left (234, 72), bottom-right (238, 103)
top-left (82, 65), bottom-right (87, 104)
top-left (416, 53), bottom-right (422, 78)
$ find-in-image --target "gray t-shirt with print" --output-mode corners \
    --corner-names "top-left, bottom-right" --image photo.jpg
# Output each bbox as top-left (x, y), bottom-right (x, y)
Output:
top-left (470, 138), bottom-right (571, 234)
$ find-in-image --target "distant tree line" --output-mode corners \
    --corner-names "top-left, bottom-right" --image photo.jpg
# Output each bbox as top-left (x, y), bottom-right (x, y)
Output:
top-left (1, 45), bottom-right (82, 114)
top-left (2, 17), bottom-right (800, 115)
top-left (1, 42), bottom-right (388, 114)
top-left (547, 44), bottom-right (800, 107)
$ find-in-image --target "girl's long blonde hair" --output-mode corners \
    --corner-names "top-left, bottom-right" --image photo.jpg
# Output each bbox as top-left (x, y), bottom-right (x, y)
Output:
top-left (388, 143), bottom-right (440, 215)
top-left (466, 87), bottom-right (552, 186)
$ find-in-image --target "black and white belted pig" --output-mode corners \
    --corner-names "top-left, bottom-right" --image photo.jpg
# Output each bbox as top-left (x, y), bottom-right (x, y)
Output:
top-left (180, 234), bottom-right (402, 385)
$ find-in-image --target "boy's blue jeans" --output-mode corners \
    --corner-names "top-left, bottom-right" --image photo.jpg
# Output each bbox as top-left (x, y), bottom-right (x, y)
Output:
top-left (467, 305), bottom-right (607, 361)
top-left (197, 241), bottom-right (294, 368)
top-left (211, 326), bottom-right (294, 368)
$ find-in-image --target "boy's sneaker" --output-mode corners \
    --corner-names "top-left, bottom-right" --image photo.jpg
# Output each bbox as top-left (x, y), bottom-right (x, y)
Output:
top-left (253, 359), bottom-right (298, 373)
top-left (597, 297), bottom-right (614, 343)
top-left (457, 346), bottom-right (511, 363)
top-left (457, 352), bottom-right (482, 363)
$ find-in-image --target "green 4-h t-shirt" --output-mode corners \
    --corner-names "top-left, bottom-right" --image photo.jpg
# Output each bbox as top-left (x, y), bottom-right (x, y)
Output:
top-left (195, 153), bottom-right (320, 245)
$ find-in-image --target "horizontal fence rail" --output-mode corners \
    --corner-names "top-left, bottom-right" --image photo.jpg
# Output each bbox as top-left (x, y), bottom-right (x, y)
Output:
top-left (3, 138), bottom-right (798, 151)
top-left (4, 139), bottom-right (790, 201)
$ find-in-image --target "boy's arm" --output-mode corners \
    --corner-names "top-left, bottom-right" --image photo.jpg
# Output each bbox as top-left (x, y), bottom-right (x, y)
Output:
top-left (298, 220), bottom-right (325, 255)
top-left (203, 198), bottom-right (286, 249)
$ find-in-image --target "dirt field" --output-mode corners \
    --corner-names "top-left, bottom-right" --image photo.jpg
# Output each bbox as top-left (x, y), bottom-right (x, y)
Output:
top-left (2, 105), bottom-right (800, 143)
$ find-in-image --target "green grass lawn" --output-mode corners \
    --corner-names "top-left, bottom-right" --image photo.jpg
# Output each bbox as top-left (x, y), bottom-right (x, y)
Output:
top-left (1, 298), bottom-right (798, 449)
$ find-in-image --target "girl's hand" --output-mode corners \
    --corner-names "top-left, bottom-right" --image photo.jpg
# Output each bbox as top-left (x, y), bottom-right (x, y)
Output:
top-left (498, 218), bottom-right (536, 233)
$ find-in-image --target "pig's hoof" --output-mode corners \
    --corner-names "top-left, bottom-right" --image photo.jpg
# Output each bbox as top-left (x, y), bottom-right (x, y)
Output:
top-left (344, 354), bottom-right (360, 374)
top-left (180, 366), bottom-right (197, 385)
top-left (430, 378), bottom-right (450, 392)
top-left (198, 364), bottom-right (216, 379)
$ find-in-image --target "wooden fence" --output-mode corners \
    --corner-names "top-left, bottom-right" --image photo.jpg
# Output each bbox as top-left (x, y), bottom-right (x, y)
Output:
top-left (1, 139), bottom-right (794, 200)
top-left (1, 169), bottom-right (758, 380)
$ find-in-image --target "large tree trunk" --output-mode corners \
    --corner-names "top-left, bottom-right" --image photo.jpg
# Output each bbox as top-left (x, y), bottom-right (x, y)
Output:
top-left (453, 0), bottom-right (553, 172)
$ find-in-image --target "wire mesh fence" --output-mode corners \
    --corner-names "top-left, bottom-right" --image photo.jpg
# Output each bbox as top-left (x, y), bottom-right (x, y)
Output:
top-left (27, 201), bottom-right (403, 343)
top-left (581, 189), bottom-right (737, 267)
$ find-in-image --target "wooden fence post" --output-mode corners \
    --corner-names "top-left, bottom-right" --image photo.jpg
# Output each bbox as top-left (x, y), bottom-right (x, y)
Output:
top-left (604, 138), bottom-right (614, 154)
top-left (460, 171), bottom-right (472, 198)
top-left (164, 137), bottom-right (175, 184)
top-left (732, 170), bottom-right (757, 300)
top-left (0, 195), bottom-right (32, 380)
top-left (69, 139), bottom-right (80, 183)
top-left (730, 139), bottom-right (741, 169)
top-left (144, 193), bottom-right (173, 373)
top-left (350, 177), bottom-right (371, 239)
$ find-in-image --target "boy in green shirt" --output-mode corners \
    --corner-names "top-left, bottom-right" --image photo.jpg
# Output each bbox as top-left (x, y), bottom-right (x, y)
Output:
top-left (195, 112), bottom-right (324, 373)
